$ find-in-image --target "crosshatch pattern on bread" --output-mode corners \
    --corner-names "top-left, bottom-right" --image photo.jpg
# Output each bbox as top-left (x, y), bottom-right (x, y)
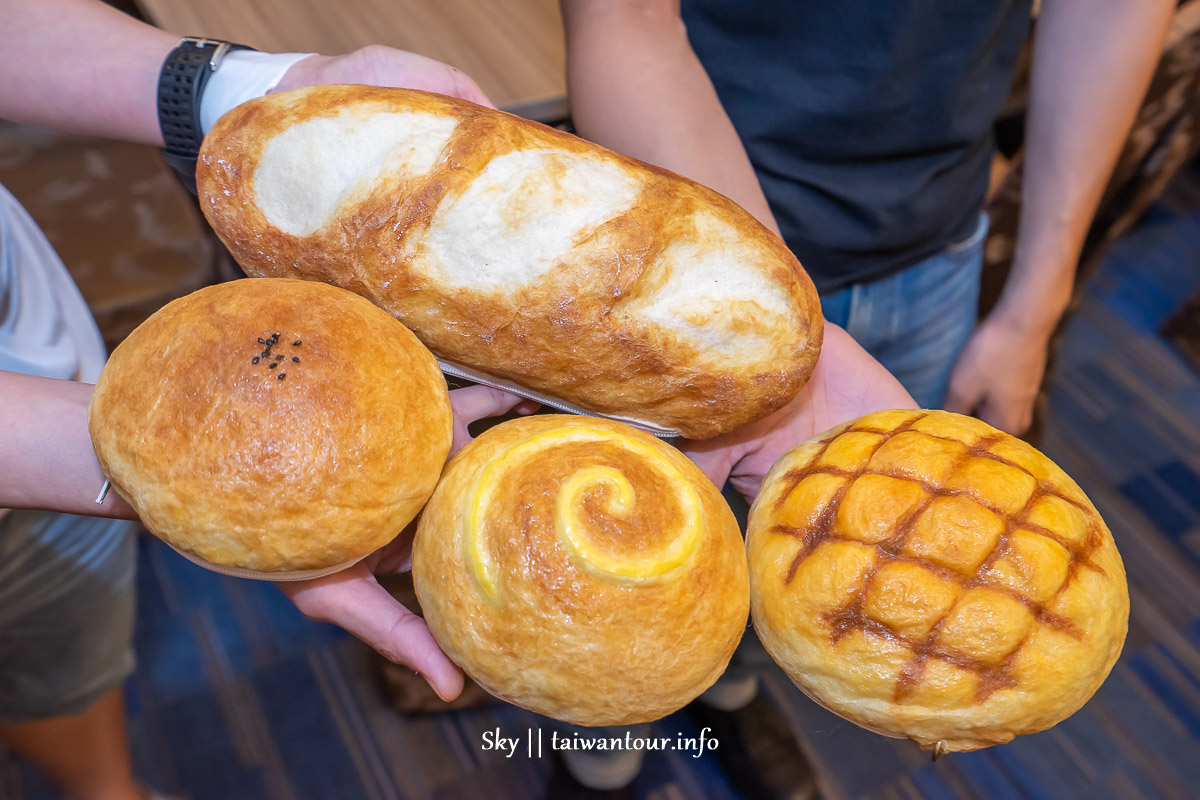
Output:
top-left (747, 409), bottom-right (1129, 752)
top-left (413, 415), bottom-right (749, 726)
top-left (196, 85), bottom-right (823, 439)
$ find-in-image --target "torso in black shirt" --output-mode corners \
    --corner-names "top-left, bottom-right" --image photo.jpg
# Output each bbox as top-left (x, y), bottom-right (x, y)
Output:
top-left (681, 0), bottom-right (1033, 293)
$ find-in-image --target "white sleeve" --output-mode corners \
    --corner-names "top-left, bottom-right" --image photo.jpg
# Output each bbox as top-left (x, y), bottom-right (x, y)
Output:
top-left (199, 50), bottom-right (316, 134)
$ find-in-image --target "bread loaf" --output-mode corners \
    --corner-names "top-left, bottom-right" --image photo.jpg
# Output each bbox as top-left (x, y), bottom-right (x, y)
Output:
top-left (88, 278), bottom-right (453, 575)
top-left (413, 415), bottom-right (749, 725)
top-left (197, 85), bottom-right (822, 439)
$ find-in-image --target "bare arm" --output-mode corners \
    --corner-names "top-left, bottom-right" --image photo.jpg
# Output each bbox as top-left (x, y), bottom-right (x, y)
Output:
top-left (561, 0), bottom-right (778, 232)
top-left (0, 370), bottom-right (136, 518)
top-left (562, 0), bottom-right (916, 501)
top-left (0, 0), bottom-right (507, 700)
top-left (947, 0), bottom-right (1173, 433)
top-left (0, 0), bottom-right (494, 146)
top-left (0, 0), bottom-right (176, 145)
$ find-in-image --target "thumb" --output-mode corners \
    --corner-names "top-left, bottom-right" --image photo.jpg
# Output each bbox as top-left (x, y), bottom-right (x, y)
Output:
top-left (279, 566), bottom-right (464, 701)
top-left (944, 361), bottom-right (985, 416)
top-left (450, 70), bottom-right (495, 109)
top-left (448, 385), bottom-right (538, 453)
top-left (679, 440), bottom-right (734, 491)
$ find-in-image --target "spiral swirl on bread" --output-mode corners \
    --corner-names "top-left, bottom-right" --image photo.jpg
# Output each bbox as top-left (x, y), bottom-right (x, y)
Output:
top-left (414, 415), bottom-right (748, 726)
top-left (465, 426), bottom-right (703, 597)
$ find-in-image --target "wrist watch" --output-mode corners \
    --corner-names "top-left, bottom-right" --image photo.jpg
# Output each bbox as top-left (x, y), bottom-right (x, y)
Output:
top-left (157, 37), bottom-right (253, 190)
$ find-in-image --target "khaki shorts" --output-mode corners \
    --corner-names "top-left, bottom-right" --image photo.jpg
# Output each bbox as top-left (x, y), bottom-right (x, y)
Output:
top-left (0, 510), bottom-right (136, 721)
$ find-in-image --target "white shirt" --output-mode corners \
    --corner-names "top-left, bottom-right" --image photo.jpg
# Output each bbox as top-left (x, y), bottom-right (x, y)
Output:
top-left (0, 182), bottom-right (107, 383)
top-left (0, 183), bottom-right (109, 521)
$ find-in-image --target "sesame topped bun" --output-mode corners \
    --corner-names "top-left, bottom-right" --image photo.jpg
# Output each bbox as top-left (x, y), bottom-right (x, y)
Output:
top-left (88, 278), bottom-right (452, 574)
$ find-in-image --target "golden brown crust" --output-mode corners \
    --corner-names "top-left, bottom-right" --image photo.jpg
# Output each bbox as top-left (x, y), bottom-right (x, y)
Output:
top-left (412, 415), bottom-right (749, 725)
top-left (747, 410), bottom-right (1129, 751)
top-left (197, 85), bottom-right (823, 439)
top-left (88, 279), bottom-right (453, 573)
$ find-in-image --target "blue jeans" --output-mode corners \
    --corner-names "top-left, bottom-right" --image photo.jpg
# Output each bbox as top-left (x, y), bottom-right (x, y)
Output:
top-left (819, 212), bottom-right (988, 408)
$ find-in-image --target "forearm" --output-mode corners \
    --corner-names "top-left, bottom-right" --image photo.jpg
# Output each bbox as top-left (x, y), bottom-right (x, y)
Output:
top-left (1001, 0), bottom-right (1172, 332)
top-left (561, 0), bottom-right (779, 233)
top-left (0, 0), bottom-right (175, 145)
top-left (0, 370), bottom-right (136, 519)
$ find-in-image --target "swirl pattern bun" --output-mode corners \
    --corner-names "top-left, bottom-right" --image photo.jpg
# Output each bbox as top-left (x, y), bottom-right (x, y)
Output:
top-left (88, 279), bottom-right (453, 574)
top-left (196, 85), bottom-right (823, 439)
top-left (747, 410), bottom-right (1128, 752)
top-left (413, 415), bottom-right (749, 725)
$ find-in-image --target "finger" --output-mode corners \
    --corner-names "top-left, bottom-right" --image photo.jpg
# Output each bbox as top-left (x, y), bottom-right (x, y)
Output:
top-left (678, 440), bottom-right (734, 491)
top-left (279, 567), bottom-right (464, 701)
top-left (372, 519), bottom-right (419, 574)
top-left (974, 397), bottom-right (1005, 433)
top-left (451, 70), bottom-right (496, 109)
top-left (944, 369), bottom-right (983, 415)
top-left (1014, 409), bottom-right (1034, 437)
top-left (979, 395), bottom-right (1035, 437)
top-left (448, 385), bottom-right (536, 453)
top-left (730, 474), bottom-right (764, 509)
top-left (450, 384), bottom-right (530, 420)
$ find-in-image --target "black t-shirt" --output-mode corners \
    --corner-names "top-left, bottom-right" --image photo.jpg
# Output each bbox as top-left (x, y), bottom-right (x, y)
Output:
top-left (681, 0), bottom-right (1033, 293)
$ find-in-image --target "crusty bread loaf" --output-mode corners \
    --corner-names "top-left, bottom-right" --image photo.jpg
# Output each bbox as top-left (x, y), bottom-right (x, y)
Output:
top-left (88, 278), bottom-right (453, 574)
top-left (413, 415), bottom-right (749, 726)
top-left (197, 85), bottom-right (823, 439)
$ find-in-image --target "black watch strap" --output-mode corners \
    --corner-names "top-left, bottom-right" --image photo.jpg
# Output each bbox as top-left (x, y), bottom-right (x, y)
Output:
top-left (157, 37), bottom-right (253, 191)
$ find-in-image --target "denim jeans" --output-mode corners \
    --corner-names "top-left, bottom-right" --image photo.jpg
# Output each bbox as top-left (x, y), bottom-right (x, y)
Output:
top-left (819, 212), bottom-right (988, 408)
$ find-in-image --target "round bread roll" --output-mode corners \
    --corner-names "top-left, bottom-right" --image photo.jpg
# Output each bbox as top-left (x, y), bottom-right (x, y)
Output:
top-left (413, 415), bottom-right (749, 726)
top-left (88, 278), bottom-right (452, 574)
top-left (747, 409), bottom-right (1128, 752)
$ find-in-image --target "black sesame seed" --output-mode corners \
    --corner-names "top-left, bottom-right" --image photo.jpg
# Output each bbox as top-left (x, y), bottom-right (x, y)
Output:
top-left (275, 355), bottom-right (284, 361)
top-left (252, 357), bottom-right (259, 364)
top-left (269, 362), bottom-right (277, 369)
top-left (293, 340), bottom-right (302, 347)
top-left (278, 373), bottom-right (286, 380)
top-left (292, 357), bottom-right (299, 363)
top-left (273, 332), bottom-right (280, 339)
top-left (258, 338), bottom-right (266, 344)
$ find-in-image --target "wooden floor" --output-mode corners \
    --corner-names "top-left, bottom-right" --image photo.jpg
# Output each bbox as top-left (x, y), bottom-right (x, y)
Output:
top-left (2, 129), bottom-right (1199, 799)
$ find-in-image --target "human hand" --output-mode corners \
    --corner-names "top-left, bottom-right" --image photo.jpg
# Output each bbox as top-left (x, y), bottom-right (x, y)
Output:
top-left (945, 311), bottom-right (1052, 436)
top-left (276, 384), bottom-right (536, 701)
top-left (682, 324), bottom-right (916, 506)
top-left (271, 45), bottom-right (493, 107)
